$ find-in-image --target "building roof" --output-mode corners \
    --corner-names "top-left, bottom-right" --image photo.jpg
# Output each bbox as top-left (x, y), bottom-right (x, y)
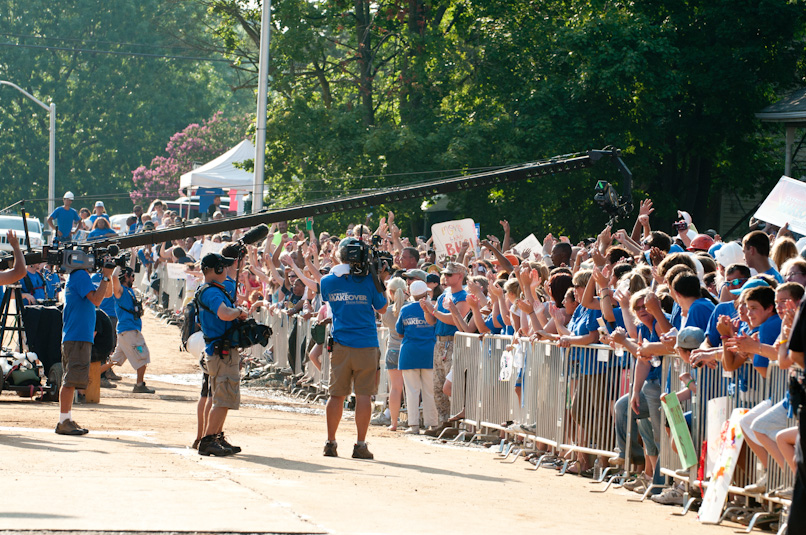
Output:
top-left (756, 88), bottom-right (806, 123)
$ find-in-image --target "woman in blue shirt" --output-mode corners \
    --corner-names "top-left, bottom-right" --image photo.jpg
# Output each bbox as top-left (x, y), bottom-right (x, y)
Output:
top-left (87, 217), bottom-right (117, 241)
top-left (396, 280), bottom-right (437, 435)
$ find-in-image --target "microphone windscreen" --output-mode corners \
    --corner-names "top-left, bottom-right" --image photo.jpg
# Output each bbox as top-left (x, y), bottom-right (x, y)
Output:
top-left (241, 224), bottom-right (270, 245)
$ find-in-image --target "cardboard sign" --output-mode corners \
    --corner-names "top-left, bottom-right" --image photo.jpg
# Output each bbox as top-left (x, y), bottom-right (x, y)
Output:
top-left (705, 396), bottom-right (730, 477)
top-left (754, 176), bottom-right (806, 236)
top-left (165, 263), bottom-right (189, 280)
top-left (512, 233), bottom-right (542, 258)
top-left (199, 240), bottom-right (225, 258)
top-left (431, 218), bottom-right (479, 259)
top-left (698, 407), bottom-right (749, 524)
top-left (661, 392), bottom-right (698, 470)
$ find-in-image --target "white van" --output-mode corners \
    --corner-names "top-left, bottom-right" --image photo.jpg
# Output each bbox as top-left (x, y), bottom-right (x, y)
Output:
top-left (0, 215), bottom-right (45, 252)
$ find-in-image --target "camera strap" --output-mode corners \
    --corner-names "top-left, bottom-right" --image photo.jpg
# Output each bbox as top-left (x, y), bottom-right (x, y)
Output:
top-left (195, 282), bottom-right (238, 344)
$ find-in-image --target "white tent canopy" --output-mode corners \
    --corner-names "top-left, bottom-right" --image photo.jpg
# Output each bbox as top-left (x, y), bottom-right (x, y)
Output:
top-left (179, 139), bottom-right (256, 192)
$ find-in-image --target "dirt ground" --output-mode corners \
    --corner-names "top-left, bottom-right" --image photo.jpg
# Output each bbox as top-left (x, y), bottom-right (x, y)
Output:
top-left (0, 312), bottom-right (774, 534)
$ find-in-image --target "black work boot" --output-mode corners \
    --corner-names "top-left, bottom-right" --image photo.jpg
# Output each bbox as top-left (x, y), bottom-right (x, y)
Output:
top-left (198, 434), bottom-right (233, 457)
top-left (217, 432), bottom-right (241, 454)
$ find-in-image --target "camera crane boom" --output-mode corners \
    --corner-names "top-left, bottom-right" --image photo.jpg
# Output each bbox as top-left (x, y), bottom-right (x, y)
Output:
top-left (0, 147), bottom-right (632, 270)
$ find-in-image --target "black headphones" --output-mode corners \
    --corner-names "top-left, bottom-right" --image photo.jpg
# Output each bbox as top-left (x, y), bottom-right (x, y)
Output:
top-left (214, 263), bottom-right (225, 275)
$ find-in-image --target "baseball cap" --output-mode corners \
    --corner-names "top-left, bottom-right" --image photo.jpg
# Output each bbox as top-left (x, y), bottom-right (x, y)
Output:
top-left (730, 277), bottom-right (769, 295)
top-left (142, 221), bottom-right (155, 231)
top-left (201, 253), bottom-right (235, 271)
top-left (409, 280), bottom-right (429, 297)
top-left (492, 254), bottom-right (520, 267)
top-left (715, 241), bottom-right (744, 268)
top-left (426, 273), bottom-right (440, 284)
top-left (402, 268), bottom-right (428, 282)
top-left (95, 201), bottom-right (104, 208)
top-left (677, 210), bottom-right (692, 225)
top-left (440, 262), bottom-right (468, 276)
top-left (63, 191), bottom-right (74, 200)
top-left (676, 327), bottom-right (705, 350)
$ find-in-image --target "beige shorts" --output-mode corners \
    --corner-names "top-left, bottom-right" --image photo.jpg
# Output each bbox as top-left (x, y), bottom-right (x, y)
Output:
top-left (328, 343), bottom-right (380, 397)
top-left (61, 340), bottom-right (92, 389)
top-left (205, 350), bottom-right (240, 410)
top-left (111, 330), bottom-right (151, 370)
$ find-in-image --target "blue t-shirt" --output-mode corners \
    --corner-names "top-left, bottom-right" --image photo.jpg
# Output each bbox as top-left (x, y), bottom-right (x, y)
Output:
top-left (114, 285), bottom-right (142, 333)
top-left (637, 315), bottom-right (670, 381)
top-left (224, 276), bottom-right (237, 302)
top-left (198, 283), bottom-right (235, 355)
top-left (88, 227), bottom-right (117, 241)
top-left (62, 269), bottom-right (97, 343)
top-left (670, 302), bottom-right (683, 330)
top-left (434, 289), bottom-right (468, 337)
top-left (484, 313), bottom-right (512, 335)
top-left (91, 272), bottom-right (117, 318)
top-left (44, 269), bottom-right (61, 298)
top-left (128, 222), bottom-right (143, 234)
top-left (49, 206), bottom-right (81, 241)
top-left (137, 248), bottom-right (153, 266)
top-left (753, 313), bottom-right (782, 369)
top-left (705, 301), bottom-right (737, 347)
top-left (396, 301), bottom-right (437, 369)
top-left (567, 305), bottom-right (604, 375)
top-left (321, 273), bottom-right (386, 349)
top-left (682, 298), bottom-right (715, 331)
top-left (21, 271), bottom-right (46, 301)
top-left (764, 267), bottom-right (785, 284)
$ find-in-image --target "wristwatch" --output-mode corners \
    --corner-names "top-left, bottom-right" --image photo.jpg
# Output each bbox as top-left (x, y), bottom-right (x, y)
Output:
top-left (102, 276), bottom-right (111, 282)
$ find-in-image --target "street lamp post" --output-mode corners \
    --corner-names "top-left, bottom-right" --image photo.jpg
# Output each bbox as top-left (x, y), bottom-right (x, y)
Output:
top-left (0, 81), bottom-right (56, 216)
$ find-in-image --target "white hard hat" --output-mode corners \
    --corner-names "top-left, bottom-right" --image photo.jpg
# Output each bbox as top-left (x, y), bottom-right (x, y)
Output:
top-left (63, 191), bottom-right (74, 200)
top-left (714, 241), bottom-right (744, 268)
top-left (186, 331), bottom-right (205, 361)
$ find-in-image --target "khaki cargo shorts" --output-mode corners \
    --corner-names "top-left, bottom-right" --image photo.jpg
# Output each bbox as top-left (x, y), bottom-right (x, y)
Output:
top-left (205, 349), bottom-right (240, 410)
top-left (111, 330), bottom-right (151, 370)
top-left (61, 341), bottom-right (92, 389)
top-left (328, 343), bottom-right (380, 397)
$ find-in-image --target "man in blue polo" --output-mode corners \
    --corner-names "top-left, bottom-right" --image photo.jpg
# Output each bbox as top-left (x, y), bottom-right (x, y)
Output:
top-left (320, 237), bottom-right (387, 460)
top-left (20, 263), bottom-right (47, 304)
top-left (47, 192), bottom-right (81, 244)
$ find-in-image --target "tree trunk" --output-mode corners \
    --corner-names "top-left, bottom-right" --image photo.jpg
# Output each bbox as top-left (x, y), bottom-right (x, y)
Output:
top-left (355, 0), bottom-right (374, 126)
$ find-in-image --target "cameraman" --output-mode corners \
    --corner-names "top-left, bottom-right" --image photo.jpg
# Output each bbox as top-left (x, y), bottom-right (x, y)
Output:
top-left (109, 267), bottom-right (155, 394)
top-left (56, 261), bottom-right (114, 436)
top-left (320, 238), bottom-right (387, 459)
top-left (197, 253), bottom-right (248, 457)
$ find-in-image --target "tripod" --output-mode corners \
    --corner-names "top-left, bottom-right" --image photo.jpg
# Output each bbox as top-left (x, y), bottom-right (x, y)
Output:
top-left (0, 285), bottom-right (27, 353)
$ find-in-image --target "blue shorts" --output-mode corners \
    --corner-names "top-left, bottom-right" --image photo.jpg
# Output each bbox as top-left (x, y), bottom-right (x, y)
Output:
top-left (385, 347), bottom-right (400, 371)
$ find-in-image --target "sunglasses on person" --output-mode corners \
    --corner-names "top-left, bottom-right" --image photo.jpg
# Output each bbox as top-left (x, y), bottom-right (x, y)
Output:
top-left (725, 277), bottom-right (748, 287)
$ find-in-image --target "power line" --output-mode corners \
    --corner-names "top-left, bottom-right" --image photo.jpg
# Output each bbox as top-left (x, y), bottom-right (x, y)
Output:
top-left (0, 42), bottom-right (231, 63)
top-left (0, 32), bottom-right (201, 52)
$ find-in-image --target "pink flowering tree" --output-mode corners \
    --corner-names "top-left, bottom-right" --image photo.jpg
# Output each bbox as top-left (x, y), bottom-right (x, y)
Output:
top-left (131, 112), bottom-right (252, 203)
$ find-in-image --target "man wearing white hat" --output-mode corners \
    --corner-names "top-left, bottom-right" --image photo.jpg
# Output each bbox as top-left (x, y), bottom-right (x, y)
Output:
top-left (47, 191), bottom-right (81, 244)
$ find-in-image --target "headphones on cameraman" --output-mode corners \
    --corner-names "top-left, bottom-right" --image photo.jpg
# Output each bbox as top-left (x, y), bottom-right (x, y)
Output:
top-left (214, 263), bottom-right (224, 275)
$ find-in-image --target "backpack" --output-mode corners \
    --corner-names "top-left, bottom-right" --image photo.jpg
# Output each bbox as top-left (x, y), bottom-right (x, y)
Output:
top-left (180, 298), bottom-right (201, 351)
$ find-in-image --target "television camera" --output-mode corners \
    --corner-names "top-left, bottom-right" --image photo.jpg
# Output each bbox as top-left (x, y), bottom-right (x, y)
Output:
top-left (44, 242), bottom-right (130, 273)
top-left (341, 235), bottom-right (393, 292)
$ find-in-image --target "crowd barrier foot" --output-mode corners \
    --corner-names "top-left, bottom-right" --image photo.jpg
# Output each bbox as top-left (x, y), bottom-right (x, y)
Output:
top-left (530, 453), bottom-right (556, 471)
top-left (502, 448), bottom-right (529, 464)
top-left (777, 521), bottom-right (787, 535)
top-left (590, 466), bottom-right (616, 484)
top-left (743, 511), bottom-right (780, 533)
top-left (495, 439), bottom-right (506, 455)
top-left (629, 483), bottom-right (667, 503)
top-left (673, 496), bottom-right (699, 517)
top-left (451, 430), bottom-right (469, 442)
top-left (716, 506), bottom-right (747, 525)
top-left (590, 472), bottom-right (627, 493)
top-left (498, 442), bottom-right (515, 458)
top-left (557, 459), bottom-right (578, 476)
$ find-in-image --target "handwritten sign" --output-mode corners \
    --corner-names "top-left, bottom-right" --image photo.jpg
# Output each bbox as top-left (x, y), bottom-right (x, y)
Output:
top-left (431, 218), bottom-right (479, 259)
top-left (754, 176), bottom-right (806, 235)
top-left (512, 233), bottom-right (542, 258)
top-left (165, 263), bottom-right (189, 280)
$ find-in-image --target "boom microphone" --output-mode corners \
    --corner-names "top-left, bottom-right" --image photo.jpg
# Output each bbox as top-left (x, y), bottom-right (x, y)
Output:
top-left (241, 224), bottom-right (269, 246)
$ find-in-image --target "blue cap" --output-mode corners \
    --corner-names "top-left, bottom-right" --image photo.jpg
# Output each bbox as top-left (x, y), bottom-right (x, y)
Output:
top-left (730, 277), bottom-right (769, 295)
top-left (708, 242), bottom-right (723, 259)
top-left (669, 244), bottom-right (685, 254)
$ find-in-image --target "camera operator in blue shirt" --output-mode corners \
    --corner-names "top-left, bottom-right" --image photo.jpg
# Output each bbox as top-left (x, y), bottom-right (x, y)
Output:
top-left (320, 237), bottom-right (387, 460)
top-left (56, 261), bottom-right (115, 436)
top-left (196, 253), bottom-right (248, 457)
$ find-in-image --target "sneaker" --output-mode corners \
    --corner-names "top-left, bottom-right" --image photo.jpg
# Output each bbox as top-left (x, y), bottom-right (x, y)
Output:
top-left (352, 443), bottom-right (374, 460)
top-left (55, 419), bottom-right (89, 436)
top-left (217, 432), bottom-right (241, 454)
top-left (370, 413), bottom-right (391, 426)
top-left (404, 427), bottom-right (420, 435)
top-left (650, 486), bottom-right (685, 506)
top-left (105, 368), bottom-right (122, 381)
top-left (608, 455), bottom-right (625, 467)
top-left (623, 473), bottom-right (650, 493)
top-left (323, 441), bottom-right (338, 457)
top-left (744, 474), bottom-right (768, 494)
top-left (198, 435), bottom-right (233, 457)
top-left (100, 376), bottom-right (117, 389)
top-left (133, 383), bottom-right (155, 394)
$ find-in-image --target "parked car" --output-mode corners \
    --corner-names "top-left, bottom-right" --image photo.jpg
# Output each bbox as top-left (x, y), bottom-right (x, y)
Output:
top-left (109, 213), bottom-right (131, 235)
top-left (165, 196), bottom-right (231, 220)
top-left (0, 214), bottom-right (44, 252)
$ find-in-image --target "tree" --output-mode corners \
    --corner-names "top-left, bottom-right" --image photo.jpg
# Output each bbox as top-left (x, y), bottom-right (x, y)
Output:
top-left (0, 0), bottom-right (248, 218)
top-left (131, 112), bottom-right (252, 204)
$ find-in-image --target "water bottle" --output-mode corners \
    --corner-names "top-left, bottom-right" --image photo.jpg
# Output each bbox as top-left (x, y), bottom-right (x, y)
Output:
top-left (650, 356), bottom-right (661, 368)
top-left (593, 456), bottom-right (601, 480)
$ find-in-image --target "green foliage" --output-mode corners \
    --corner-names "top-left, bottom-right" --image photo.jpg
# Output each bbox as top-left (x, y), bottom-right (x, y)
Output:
top-left (0, 0), bottom-right (248, 219)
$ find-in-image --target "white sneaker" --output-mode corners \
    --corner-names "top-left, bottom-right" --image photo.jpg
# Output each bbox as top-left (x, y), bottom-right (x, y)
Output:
top-left (650, 485), bottom-right (685, 506)
top-left (370, 413), bottom-right (391, 426)
top-left (404, 427), bottom-right (420, 435)
top-left (623, 473), bottom-right (650, 493)
top-left (743, 474), bottom-right (767, 494)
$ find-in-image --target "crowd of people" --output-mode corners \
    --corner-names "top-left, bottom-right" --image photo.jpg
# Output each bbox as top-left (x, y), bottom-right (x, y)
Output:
top-left (6, 187), bottom-right (806, 531)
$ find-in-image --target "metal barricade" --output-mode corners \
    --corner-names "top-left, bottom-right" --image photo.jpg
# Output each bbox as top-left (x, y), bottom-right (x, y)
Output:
top-left (453, 333), bottom-right (483, 427)
top-left (762, 363), bottom-right (796, 502)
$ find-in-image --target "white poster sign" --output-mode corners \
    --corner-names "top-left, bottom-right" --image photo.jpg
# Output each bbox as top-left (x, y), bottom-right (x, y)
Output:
top-left (512, 233), bottom-right (542, 258)
top-left (166, 263), bottom-right (189, 280)
top-left (431, 218), bottom-right (479, 259)
top-left (199, 240), bottom-right (225, 258)
top-left (754, 176), bottom-right (806, 236)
